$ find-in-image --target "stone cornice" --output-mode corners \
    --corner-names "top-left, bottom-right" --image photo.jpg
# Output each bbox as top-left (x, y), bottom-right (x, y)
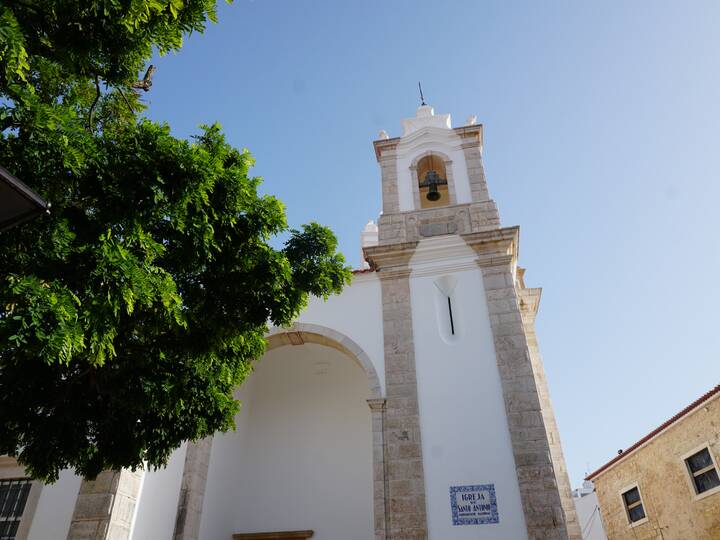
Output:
top-left (367, 398), bottom-right (387, 412)
top-left (454, 124), bottom-right (483, 145)
top-left (363, 241), bottom-right (418, 278)
top-left (373, 138), bottom-right (400, 161)
top-left (518, 287), bottom-right (542, 323)
top-left (461, 226), bottom-right (519, 268)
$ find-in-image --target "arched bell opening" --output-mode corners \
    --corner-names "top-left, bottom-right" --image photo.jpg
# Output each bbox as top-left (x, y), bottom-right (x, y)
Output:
top-left (417, 153), bottom-right (450, 209)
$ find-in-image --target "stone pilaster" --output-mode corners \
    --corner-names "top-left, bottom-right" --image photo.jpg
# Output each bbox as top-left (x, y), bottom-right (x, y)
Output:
top-left (517, 282), bottom-right (581, 540)
top-left (365, 241), bottom-right (428, 540)
top-left (461, 142), bottom-right (492, 203)
top-left (463, 228), bottom-right (574, 540)
top-left (368, 398), bottom-right (388, 540)
top-left (67, 469), bottom-right (143, 540)
top-left (379, 147), bottom-right (400, 215)
top-left (453, 124), bottom-right (493, 204)
top-left (173, 438), bottom-right (213, 540)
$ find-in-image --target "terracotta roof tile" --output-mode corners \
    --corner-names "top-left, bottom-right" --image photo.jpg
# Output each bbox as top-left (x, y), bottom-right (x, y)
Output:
top-left (586, 384), bottom-right (720, 481)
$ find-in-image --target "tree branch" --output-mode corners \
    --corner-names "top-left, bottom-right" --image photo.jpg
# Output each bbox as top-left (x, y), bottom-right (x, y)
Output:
top-left (86, 75), bottom-right (101, 130)
top-left (132, 65), bottom-right (156, 92)
top-left (116, 86), bottom-right (135, 115)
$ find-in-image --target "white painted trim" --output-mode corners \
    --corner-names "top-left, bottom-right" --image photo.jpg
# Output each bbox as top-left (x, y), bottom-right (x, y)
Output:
top-left (14, 481), bottom-right (42, 540)
top-left (618, 482), bottom-right (648, 528)
top-left (680, 441), bottom-right (720, 501)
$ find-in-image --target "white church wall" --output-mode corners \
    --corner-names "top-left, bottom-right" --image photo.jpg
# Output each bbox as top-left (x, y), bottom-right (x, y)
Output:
top-left (297, 272), bottom-right (385, 396)
top-left (130, 443), bottom-right (187, 539)
top-left (408, 236), bottom-right (528, 540)
top-left (26, 469), bottom-right (81, 540)
top-left (197, 381), bottom-right (253, 539)
top-left (199, 343), bottom-right (374, 540)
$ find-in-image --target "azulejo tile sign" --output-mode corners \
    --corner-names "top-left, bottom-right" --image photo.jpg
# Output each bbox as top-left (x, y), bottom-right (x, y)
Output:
top-left (449, 484), bottom-right (499, 525)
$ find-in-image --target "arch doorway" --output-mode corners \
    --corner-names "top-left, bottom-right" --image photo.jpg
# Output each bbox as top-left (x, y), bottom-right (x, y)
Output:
top-left (198, 327), bottom-right (383, 540)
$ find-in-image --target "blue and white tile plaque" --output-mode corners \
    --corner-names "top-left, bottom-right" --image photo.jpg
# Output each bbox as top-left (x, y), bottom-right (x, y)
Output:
top-left (449, 484), bottom-right (499, 525)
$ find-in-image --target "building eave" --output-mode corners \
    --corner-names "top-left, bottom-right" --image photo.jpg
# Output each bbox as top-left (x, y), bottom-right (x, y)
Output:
top-left (586, 384), bottom-right (720, 481)
top-left (0, 165), bottom-right (49, 231)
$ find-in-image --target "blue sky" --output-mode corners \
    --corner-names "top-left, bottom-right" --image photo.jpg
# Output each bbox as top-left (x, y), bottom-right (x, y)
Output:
top-left (146, 0), bottom-right (720, 487)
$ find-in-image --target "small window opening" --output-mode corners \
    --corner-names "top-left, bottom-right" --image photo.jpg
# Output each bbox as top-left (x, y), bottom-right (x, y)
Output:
top-left (685, 447), bottom-right (720, 495)
top-left (447, 297), bottom-right (455, 335)
top-left (621, 486), bottom-right (646, 524)
top-left (0, 479), bottom-right (31, 539)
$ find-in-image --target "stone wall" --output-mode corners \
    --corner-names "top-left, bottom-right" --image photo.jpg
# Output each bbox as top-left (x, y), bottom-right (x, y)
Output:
top-left (377, 202), bottom-right (500, 245)
top-left (365, 240), bottom-right (429, 539)
top-left (67, 469), bottom-right (143, 540)
top-left (592, 394), bottom-right (720, 540)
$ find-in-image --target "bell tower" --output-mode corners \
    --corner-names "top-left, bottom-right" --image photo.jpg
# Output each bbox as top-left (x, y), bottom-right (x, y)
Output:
top-left (365, 105), bottom-right (581, 540)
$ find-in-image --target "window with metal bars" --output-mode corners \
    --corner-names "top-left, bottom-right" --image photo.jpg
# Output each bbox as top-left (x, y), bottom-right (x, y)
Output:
top-left (0, 479), bottom-right (31, 540)
top-left (621, 486), bottom-right (646, 524)
top-left (685, 447), bottom-right (720, 495)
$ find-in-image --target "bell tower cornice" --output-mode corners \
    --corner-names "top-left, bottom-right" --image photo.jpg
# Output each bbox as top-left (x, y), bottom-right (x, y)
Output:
top-left (462, 227), bottom-right (520, 269)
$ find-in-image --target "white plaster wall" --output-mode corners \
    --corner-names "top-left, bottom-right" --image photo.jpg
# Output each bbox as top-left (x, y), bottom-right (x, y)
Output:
top-left (26, 469), bottom-right (81, 540)
top-left (574, 492), bottom-right (606, 540)
top-left (198, 381), bottom-right (253, 538)
top-left (298, 272), bottom-right (385, 396)
top-left (409, 236), bottom-right (528, 540)
top-left (199, 343), bottom-right (374, 540)
top-left (131, 443), bottom-right (187, 539)
top-left (395, 128), bottom-right (472, 211)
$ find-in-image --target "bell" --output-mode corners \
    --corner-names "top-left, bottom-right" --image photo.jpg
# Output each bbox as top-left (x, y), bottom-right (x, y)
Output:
top-left (423, 170), bottom-right (444, 201)
top-left (426, 182), bottom-right (441, 201)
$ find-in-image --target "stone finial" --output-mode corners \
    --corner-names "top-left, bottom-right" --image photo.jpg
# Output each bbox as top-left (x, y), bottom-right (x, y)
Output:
top-left (360, 220), bottom-right (379, 269)
top-left (363, 220), bottom-right (378, 233)
top-left (401, 105), bottom-right (452, 136)
top-left (467, 114), bottom-right (477, 125)
top-left (416, 105), bottom-right (434, 118)
top-left (378, 130), bottom-right (389, 140)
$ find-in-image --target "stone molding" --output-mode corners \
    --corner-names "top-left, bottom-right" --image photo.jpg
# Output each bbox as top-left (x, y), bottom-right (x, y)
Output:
top-left (173, 438), bottom-right (213, 540)
top-left (462, 227), bottom-right (520, 268)
top-left (364, 241), bottom-right (418, 278)
top-left (367, 399), bottom-right (389, 539)
top-left (67, 469), bottom-right (143, 540)
top-left (266, 323), bottom-right (382, 399)
top-left (376, 202), bottom-right (501, 246)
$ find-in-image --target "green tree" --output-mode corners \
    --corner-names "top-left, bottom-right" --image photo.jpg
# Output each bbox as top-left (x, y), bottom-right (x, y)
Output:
top-left (0, 1), bottom-right (352, 482)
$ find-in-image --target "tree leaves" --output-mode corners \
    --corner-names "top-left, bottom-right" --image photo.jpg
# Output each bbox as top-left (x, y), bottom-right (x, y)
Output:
top-left (0, 0), bottom-right (351, 482)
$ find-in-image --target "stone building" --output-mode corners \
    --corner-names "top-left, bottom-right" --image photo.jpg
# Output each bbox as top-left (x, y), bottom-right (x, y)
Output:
top-left (586, 384), bottom-right (720, 540)
top-left (0, 104), bottom-right (580, 540)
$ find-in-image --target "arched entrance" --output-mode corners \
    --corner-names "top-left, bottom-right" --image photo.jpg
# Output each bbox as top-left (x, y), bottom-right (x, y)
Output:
top-left (194, 324), bottom-right (387, 540)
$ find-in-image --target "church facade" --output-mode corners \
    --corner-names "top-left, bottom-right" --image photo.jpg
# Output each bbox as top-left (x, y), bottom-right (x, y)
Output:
top-left (3, 105), bottom-right (581, 540)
